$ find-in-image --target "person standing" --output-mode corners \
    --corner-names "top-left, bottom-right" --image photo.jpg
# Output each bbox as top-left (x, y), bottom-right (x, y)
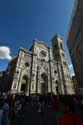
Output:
top-left (2, 98), bottom-right (10, 125)
top-left (0, 98), bottom-right (4, 125)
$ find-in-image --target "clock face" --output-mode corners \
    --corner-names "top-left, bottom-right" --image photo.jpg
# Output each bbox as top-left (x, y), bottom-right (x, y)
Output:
top-left (39, 50), bottom-right (47, 57)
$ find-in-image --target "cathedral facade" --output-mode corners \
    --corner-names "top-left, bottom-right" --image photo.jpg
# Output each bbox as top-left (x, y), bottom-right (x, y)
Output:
top-left (8, 35), bottom-right (75, 95)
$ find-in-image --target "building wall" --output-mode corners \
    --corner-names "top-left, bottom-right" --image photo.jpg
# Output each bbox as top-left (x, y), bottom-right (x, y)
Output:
top-left (67, 0), bottom-right (83, 94)
top-left (72, 75), bottom-right (79, 94)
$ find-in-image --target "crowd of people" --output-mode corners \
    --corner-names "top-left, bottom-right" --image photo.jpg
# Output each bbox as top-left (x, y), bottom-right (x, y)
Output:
top-left (0, 92), bottom-right (83, 125)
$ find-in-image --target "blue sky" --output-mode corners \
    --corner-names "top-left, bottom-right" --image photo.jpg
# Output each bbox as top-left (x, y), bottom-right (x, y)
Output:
top-left (0, 0), bottom-right (75, 75)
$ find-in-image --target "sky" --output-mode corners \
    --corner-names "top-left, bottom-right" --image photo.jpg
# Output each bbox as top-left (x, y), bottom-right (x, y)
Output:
top-left (0, 0), bottom-right (75, 76)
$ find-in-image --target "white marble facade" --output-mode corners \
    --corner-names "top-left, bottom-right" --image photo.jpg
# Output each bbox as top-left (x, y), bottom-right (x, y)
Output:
top-left (11, 35), bottom-right (75, 95)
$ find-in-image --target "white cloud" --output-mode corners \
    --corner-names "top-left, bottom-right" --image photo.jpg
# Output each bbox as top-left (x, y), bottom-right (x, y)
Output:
top-left (70, 73), bottom-right (75, 76)
top-left (68, 64), bottom-right (73, 69)
top-left (68, 64), bottom-right (75, 76)
top-left (0, 46), bottom-right (12, 60)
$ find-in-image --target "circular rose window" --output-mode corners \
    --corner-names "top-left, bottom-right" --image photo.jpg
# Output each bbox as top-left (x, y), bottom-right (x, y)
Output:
top-left (25, 62), bottom-right (29, 67)
top-left (39, 50), bottom-right (47, 57)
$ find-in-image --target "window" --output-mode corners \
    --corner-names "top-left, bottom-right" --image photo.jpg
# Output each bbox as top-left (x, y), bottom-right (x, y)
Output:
top-left (32, 84), bottom-right (34, 89)
top-left (39, 50), bottom-right (47, 57)
top-left (60, 42), bottom-right (64, 50)
top-left (56, 86), bottom-right (59, 93)
top-left (41, 59), bottom-right (45, 61)
top-left (55, 80), bottom-right (59, 84)
top-left (55, 44), bottom-right (58, 49)
top-left (25, 62), bottom-right (29, 67)
top-left (62, 53), bottom-right (65, 57)
top-left (54, 70), bottom-right (57, 74)
top-left (63, 61), bottom-right (67, 66)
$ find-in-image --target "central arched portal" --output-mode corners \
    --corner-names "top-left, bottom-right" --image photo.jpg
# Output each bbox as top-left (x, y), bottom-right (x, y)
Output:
top-left (41, 73), bottom-right (48, 94)
top-left (20, 75), bottom-right (29, 93)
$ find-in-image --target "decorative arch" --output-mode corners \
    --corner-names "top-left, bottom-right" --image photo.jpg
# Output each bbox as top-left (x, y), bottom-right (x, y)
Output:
top-left (20, 74), bottom-right (29, 93)
top-left (41, 72), bottom-right (48, 94)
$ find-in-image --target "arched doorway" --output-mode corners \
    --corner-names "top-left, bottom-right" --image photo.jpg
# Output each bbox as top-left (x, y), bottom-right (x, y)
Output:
top-left (41, 73), bottom-right (48, 94)
top-left (20, 75), bottom-right (29, 93)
